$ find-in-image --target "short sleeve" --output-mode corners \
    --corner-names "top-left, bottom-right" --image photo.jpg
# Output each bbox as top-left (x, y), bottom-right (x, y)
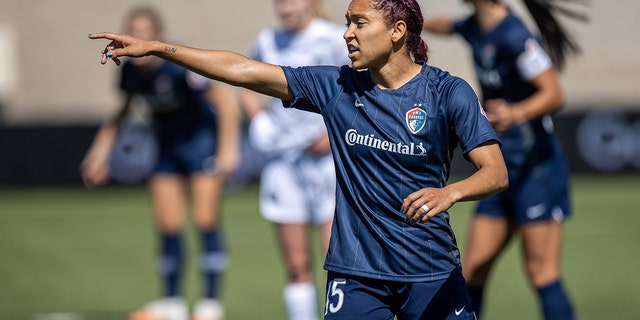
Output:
top-left (446, 78), bottom-right (500, 157)
top-left (515, 37), bottom-right (552, 80)
top-left (281, 65), bottom-right (345, 114)
top-left (453, 15), bottom-right (475, 42)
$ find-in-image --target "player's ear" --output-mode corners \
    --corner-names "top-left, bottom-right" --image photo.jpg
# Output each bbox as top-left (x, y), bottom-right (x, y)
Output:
top-left (390, 20), bottom-right (407, 43)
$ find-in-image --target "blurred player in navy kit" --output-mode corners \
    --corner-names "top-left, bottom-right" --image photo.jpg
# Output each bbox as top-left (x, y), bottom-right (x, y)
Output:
top-left (241, 0), bottom-right (349, 319)
top-left (81, 6), bottom-right (240, 320)
top-left (89, 0), bottom-right (508, 318)
top-left (424, 0), bottom-right (586, 319)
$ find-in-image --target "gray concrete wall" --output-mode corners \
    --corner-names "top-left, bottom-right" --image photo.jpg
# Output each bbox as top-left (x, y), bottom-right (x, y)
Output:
top-left (0, 0), bottom-right (637, 124)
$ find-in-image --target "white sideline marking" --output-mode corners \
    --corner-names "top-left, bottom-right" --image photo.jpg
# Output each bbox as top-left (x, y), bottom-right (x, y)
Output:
top-left (31, 313), bottom-right (83, 320)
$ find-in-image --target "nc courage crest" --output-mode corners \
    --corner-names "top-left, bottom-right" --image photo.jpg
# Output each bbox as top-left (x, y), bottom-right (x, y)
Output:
top-left (406, 105), bottom-right (427, 134)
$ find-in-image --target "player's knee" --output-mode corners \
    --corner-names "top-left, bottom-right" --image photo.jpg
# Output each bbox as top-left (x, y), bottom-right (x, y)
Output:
top-left (156, 220), bottom-right (184, 234)
top-left (193, 213), bottom-right (219, 230)
top-left (525, 259), bottom-right (559, 286)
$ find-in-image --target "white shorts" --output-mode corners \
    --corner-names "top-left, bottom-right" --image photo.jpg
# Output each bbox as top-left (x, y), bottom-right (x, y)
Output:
top-left (259, 154), bottom-right (336, 224)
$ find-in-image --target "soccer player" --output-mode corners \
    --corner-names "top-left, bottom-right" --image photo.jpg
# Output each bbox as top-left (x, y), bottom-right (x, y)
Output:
top-left (241, 1), bottom-right (349, 319)
top-left (89, 0), bottom-right (508, 318)
top-left (423, 0), bottom-right (586, 319)
top-left (81, 6), bottom-right (240, 320)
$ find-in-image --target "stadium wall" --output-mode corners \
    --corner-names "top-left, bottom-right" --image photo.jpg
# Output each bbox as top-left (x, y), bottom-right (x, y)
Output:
top-left (1, 108), bottom-right (638, 186)
top-left (1, 0), bottom-right (639, 124)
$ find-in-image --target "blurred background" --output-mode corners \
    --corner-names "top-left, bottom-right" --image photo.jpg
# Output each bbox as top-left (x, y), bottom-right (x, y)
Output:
top-left (0, 0), bottom-right (639, 319)
top-left (0, 0), bottom-right (639, 184)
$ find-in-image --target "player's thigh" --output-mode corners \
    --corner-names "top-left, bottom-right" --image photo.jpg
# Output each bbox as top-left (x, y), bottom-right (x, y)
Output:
top-left (323, 272), bottom-right (394, 320)
top-left (323, 271), bottom-right (475, 320)
top-left (514, 159), bottom-right (572, 224)
top-left (462, 214), bottom-right (514, 277)
top-left (401, 269), bottom-right (476, 320)
top-left (148, 173), bottom-right (188, 233)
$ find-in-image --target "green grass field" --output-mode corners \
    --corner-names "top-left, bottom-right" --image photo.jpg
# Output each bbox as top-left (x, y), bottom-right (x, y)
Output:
top-left (1, 174), bottom-right (639, 320)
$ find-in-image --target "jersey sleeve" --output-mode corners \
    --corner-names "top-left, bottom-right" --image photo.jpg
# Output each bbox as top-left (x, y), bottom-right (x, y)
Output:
top-left (514, 37), bottom-right (552, 81)
top-left (453, 15), bottom-right (475, 43)
top-left (281, 65), bottom-right (344, 114)
top-left (503, 25), bottom-right (552, 81)
top-left (446, 77), bottom-right (500, 158)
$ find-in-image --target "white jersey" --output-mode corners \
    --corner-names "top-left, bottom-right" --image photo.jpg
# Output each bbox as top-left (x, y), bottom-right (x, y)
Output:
top-left (248, 18), bottom-right (350, 161)
top-left (249, 18), bottom-right (348, 224)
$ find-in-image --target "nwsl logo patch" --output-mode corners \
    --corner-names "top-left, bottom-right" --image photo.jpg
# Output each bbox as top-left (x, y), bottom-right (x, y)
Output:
top-left (478, 100), bottom-right (488, 119)
top-left (406, 105), bottom-right (426, 134)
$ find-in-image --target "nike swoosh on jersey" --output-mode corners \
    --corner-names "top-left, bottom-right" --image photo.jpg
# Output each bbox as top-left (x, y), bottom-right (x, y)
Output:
top-left (455, 306), bottom-right (465, 316)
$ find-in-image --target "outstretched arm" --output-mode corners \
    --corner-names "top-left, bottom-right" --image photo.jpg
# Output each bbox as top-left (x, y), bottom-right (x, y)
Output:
top-left (89, 32), bottom-right (293, 101)
top-left (423, 17), bottom-right (456, 35)
top-left (208, 83), bottom-right (241, 176)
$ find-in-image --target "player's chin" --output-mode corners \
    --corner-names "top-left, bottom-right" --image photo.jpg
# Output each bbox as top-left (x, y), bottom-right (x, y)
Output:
top-left (350, 59), bottom-right (366, 70)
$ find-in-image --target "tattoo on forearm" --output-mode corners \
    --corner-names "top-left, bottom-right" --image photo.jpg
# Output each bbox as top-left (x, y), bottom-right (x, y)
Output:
top-left (164, 46), bottom-right (177, 54)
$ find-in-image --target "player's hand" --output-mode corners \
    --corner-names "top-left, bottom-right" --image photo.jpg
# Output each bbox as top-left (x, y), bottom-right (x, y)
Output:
top-left (484, 99), bottom-right (515, 133)
top-left (88, 32), bottom-right (151, 66)
top-left (307, 133), bottom-right (331, 156)
top-left (401, 187), bottom-right (456, 225)
top-left (209, 151), bottom-right (240, 177)
top-left (80, 158), bottom-right (110, 189)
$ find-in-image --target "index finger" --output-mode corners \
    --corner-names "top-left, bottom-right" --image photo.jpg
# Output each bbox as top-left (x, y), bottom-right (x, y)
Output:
top-left (89, 33), bottom-right (123, 65)
top-left (88, 32), bottom-right (122, 41)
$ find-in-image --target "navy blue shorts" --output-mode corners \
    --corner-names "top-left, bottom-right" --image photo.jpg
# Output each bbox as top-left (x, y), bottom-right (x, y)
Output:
top-left (476, 155), bottom-right (571, 225)
top-left (323, 269), bottom-right (475, 320)
top-left (155, 127), bottom-right (217, 175)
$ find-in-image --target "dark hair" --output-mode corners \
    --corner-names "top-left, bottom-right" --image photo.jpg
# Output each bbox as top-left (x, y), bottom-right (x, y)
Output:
top-left (371, 0), bottom-right (428, 63)
top-left (125, 5), bottom-right (164, 36)
top-left (522, 0), bottom-right (588, 70)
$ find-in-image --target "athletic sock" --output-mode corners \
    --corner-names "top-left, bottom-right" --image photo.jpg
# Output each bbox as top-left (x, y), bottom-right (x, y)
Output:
top-left (467, 280), bottom-right (573, 319)
top-left (158, 233), bottom-right (183, 297)
top-left (537, 280), bottom-right (574, 320)
top-left (466, 284), bottom-right (484, 319)
top-left (283, 282), bottom-right (318, 320)
top-left (201, 229), bottom-right (228, 298)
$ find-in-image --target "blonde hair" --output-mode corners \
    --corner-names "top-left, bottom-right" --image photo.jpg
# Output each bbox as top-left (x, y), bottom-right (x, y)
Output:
top-left (314, 0), bottom-right (329, 19)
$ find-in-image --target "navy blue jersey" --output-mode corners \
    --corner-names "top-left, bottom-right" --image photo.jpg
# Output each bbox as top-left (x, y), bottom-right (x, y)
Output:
top-left (120, 60), bottom-right (217, 140)
top-left (454, 12), bottom-right (564, 178)
top-left (282, 63), bottom-right (499, 282)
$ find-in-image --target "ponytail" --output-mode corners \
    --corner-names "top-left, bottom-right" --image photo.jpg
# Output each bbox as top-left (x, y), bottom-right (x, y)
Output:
top-left (412, 37), bottom-right (429, 63)
top-left (522, 0), bottom-right (588, 70)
